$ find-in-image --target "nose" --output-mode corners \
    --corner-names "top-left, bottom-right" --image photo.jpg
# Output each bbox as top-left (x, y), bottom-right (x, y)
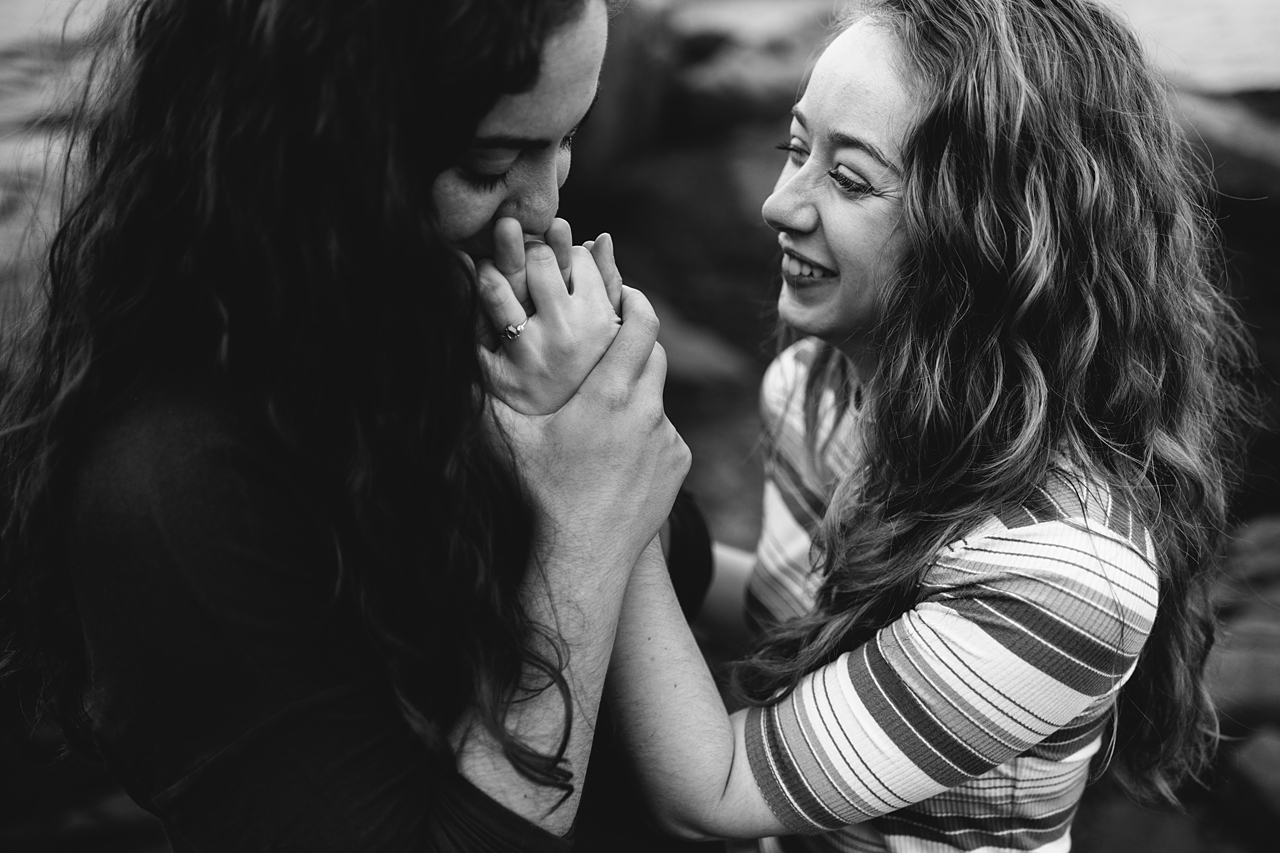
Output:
top-left (499, 150), bottom-right (568, 238)
top-left (761, 167), bottom-right (819, 236)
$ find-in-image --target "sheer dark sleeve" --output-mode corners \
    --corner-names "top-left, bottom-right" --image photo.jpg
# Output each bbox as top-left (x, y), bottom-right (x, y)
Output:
top-left (66, 385), bottom-right (570, 853)
top-left (665, 489), bottom-right (713, 620)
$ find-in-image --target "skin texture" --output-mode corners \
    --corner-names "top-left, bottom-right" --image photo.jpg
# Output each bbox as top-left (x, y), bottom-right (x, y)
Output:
top-left (431, 0), bottom-right (607, 263)
top-left (450, 1), bottom-right (692, 833)
top-left (762, 19), bottom-right (918, 377)
top-left (603, 19), bottom-right (928, 841)
top-left (478, 233), bottom-right (624, 414)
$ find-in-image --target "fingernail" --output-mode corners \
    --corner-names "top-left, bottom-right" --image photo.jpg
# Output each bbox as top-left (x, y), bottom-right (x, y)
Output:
top-left (525, 241), bottom-right (555, 262)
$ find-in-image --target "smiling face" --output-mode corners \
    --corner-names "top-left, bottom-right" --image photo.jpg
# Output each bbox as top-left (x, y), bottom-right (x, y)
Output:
top-left (431, 0), bottom-right (607, 259)
top-left (762, 18), bottom-right (919, 371)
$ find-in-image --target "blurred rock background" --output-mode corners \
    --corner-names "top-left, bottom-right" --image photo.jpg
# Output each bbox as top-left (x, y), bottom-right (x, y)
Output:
top-left (2, 0), bottom-right (1279, 850)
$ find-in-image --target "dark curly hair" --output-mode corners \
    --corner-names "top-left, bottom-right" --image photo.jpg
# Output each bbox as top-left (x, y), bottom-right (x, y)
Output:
top-left (736, 0), bottom-right (1254, 804)
top-left (1, 0), bottom-right (592, 792)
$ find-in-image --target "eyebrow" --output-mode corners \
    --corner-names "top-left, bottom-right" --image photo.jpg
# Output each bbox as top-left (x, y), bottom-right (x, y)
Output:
top-left (472, 91), bottom-right (601, 151)
top-left (792, 106), bottom-right (902, 177)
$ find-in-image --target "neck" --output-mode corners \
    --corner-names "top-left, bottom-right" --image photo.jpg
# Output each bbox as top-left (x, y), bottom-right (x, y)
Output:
top-left (834, 339), bottom-right (877, 392)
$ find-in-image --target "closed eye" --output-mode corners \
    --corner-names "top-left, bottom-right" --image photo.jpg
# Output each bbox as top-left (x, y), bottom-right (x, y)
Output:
top-left (828, 165), bottom-right (873, 196)
top-left (775, 140), bottom-right (808, 167)
top-left (460, 168), bottom-right (510, 191)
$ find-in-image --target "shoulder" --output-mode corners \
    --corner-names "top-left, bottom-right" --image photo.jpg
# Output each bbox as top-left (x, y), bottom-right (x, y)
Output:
top-left (760, 338), bottom-right (863, 488)
top-left (927, 469), bottom-right (1159, 659)
top-left (67, 377), bottom-right (340, 637)
top-left (71, 378), bottom-right (326, 543)
top-left (74, 378), bottom-right (299, 512)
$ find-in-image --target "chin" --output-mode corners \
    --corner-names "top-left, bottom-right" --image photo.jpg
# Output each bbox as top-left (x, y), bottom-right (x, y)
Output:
top-left (777, 288), bottom-right (831, 338)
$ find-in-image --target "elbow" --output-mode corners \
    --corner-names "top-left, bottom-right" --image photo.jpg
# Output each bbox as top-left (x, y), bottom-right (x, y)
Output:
top-left (650, 801), bottom-right (724, 843)
top-left (656, 817), bottom-right (721, 843)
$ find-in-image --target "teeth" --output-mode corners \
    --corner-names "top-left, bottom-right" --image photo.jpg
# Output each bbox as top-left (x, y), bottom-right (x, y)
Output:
top-left (783, 255), bottom-right (830, 279)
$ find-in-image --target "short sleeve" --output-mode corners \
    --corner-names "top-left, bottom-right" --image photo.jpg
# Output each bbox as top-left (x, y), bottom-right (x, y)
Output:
top-left (745, 506), bottom-right (1158, 834)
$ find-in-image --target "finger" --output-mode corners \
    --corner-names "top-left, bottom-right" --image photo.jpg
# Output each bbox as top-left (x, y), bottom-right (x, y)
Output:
top-left (585, 285), bottom-right (660, 388)
top-left (493, 218), bottom-right (531, 313)
top-left (494, 218), bottom-right (525, 276)
top-left (524, 241), bottom-right (570, 315)
top-left (475, 259), bottom-right (529, 344)
top-left (631, 338), bottom-right (670, 408)
top-left (545, 218), bottom-right (574, 291)
top-left (590, 233), bottom-right (623, 314)
top-left (567, 245), bottom-right (608, 308)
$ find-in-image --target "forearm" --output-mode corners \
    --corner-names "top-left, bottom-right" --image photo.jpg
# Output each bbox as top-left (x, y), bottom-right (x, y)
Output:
top-left (453, 544), bottom-right (633, 836)
top-left (608, 540), bottom-right (784, 840)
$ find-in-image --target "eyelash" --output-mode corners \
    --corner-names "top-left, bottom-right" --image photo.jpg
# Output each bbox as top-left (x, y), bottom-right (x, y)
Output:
top-left (460, 169), bottom-right (509, 191)
top-left (776, 141), bottom-right (874, 197)
top-left (460, 131), bottom-right (579, 191)
top-left (776, 141), bottom-right (806, 167)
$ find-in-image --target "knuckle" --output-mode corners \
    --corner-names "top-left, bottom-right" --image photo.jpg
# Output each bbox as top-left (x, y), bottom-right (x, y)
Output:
top-left (675, 440), bottom-right (692, 475)
top-left (475, 262), bottom-right (502, 291)
top-left (570, 254), bottom-right (604, 287)
top-left (585, 378), bottom-right (627, 411)
top-left (629, 302), bottom-right (659, 338)
top-left (650, 341), bottom-right (668, 373)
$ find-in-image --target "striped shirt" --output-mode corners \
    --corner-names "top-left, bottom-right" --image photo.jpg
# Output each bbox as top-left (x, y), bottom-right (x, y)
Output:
top-left (743, 339), bottom-right (1158, 853)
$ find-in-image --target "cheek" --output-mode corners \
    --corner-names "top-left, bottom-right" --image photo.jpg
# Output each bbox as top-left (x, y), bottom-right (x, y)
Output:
top-left (430, 172), bottom-right (501, 245)
top-left (837, 208), bottom-right (905, 284)
top-left (556, 148), bottom-right (571, 188)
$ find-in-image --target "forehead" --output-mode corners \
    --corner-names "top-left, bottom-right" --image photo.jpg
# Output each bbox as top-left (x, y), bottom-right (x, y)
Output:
top-left (474, 0), bottom-right (607, 139)
top-left (798, 19), bottom-right (919, 158)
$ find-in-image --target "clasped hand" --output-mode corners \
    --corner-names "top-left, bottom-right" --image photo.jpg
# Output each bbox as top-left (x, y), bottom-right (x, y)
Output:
top-left (476, 217), bottom-right (623, 416)
top-left (471, 217), bottom-right (689, 566)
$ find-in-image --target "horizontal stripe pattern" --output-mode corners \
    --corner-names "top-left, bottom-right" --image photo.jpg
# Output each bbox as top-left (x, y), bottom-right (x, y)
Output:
top-left (744, 340), bottom-right (1159, 853)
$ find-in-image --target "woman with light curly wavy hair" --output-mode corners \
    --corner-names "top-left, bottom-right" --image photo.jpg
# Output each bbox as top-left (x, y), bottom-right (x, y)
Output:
top-left (603, 1), bottom-right (1253, 850)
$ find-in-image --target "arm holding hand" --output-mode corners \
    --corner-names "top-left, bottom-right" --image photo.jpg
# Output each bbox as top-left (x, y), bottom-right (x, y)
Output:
top-left (455, 227), bottom-right (690, 836)
top-left (608, 540), bottom-right (788, 840)
top-left (610, 518), bottom-right (1158, 840)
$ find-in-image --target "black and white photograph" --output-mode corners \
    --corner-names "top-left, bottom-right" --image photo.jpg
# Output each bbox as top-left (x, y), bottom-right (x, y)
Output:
top-left (2, 1), bottom-right (1279, 851)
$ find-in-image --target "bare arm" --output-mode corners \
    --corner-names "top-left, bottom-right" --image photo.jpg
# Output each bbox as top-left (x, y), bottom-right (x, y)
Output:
top-left (457, 237), bottom-right (689, 835)
top-left (607, 540), bottom-right (787, 840)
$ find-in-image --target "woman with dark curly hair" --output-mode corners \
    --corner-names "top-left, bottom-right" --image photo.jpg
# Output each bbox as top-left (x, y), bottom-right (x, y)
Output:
top-left (602, 1), bottom-right (1253, 850)
top-left (0, 1), bottom-right (692, 850)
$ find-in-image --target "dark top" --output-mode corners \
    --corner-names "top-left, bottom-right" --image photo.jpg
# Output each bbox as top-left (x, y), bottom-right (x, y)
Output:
top-left (64, 378), bottom-right (710, 852)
